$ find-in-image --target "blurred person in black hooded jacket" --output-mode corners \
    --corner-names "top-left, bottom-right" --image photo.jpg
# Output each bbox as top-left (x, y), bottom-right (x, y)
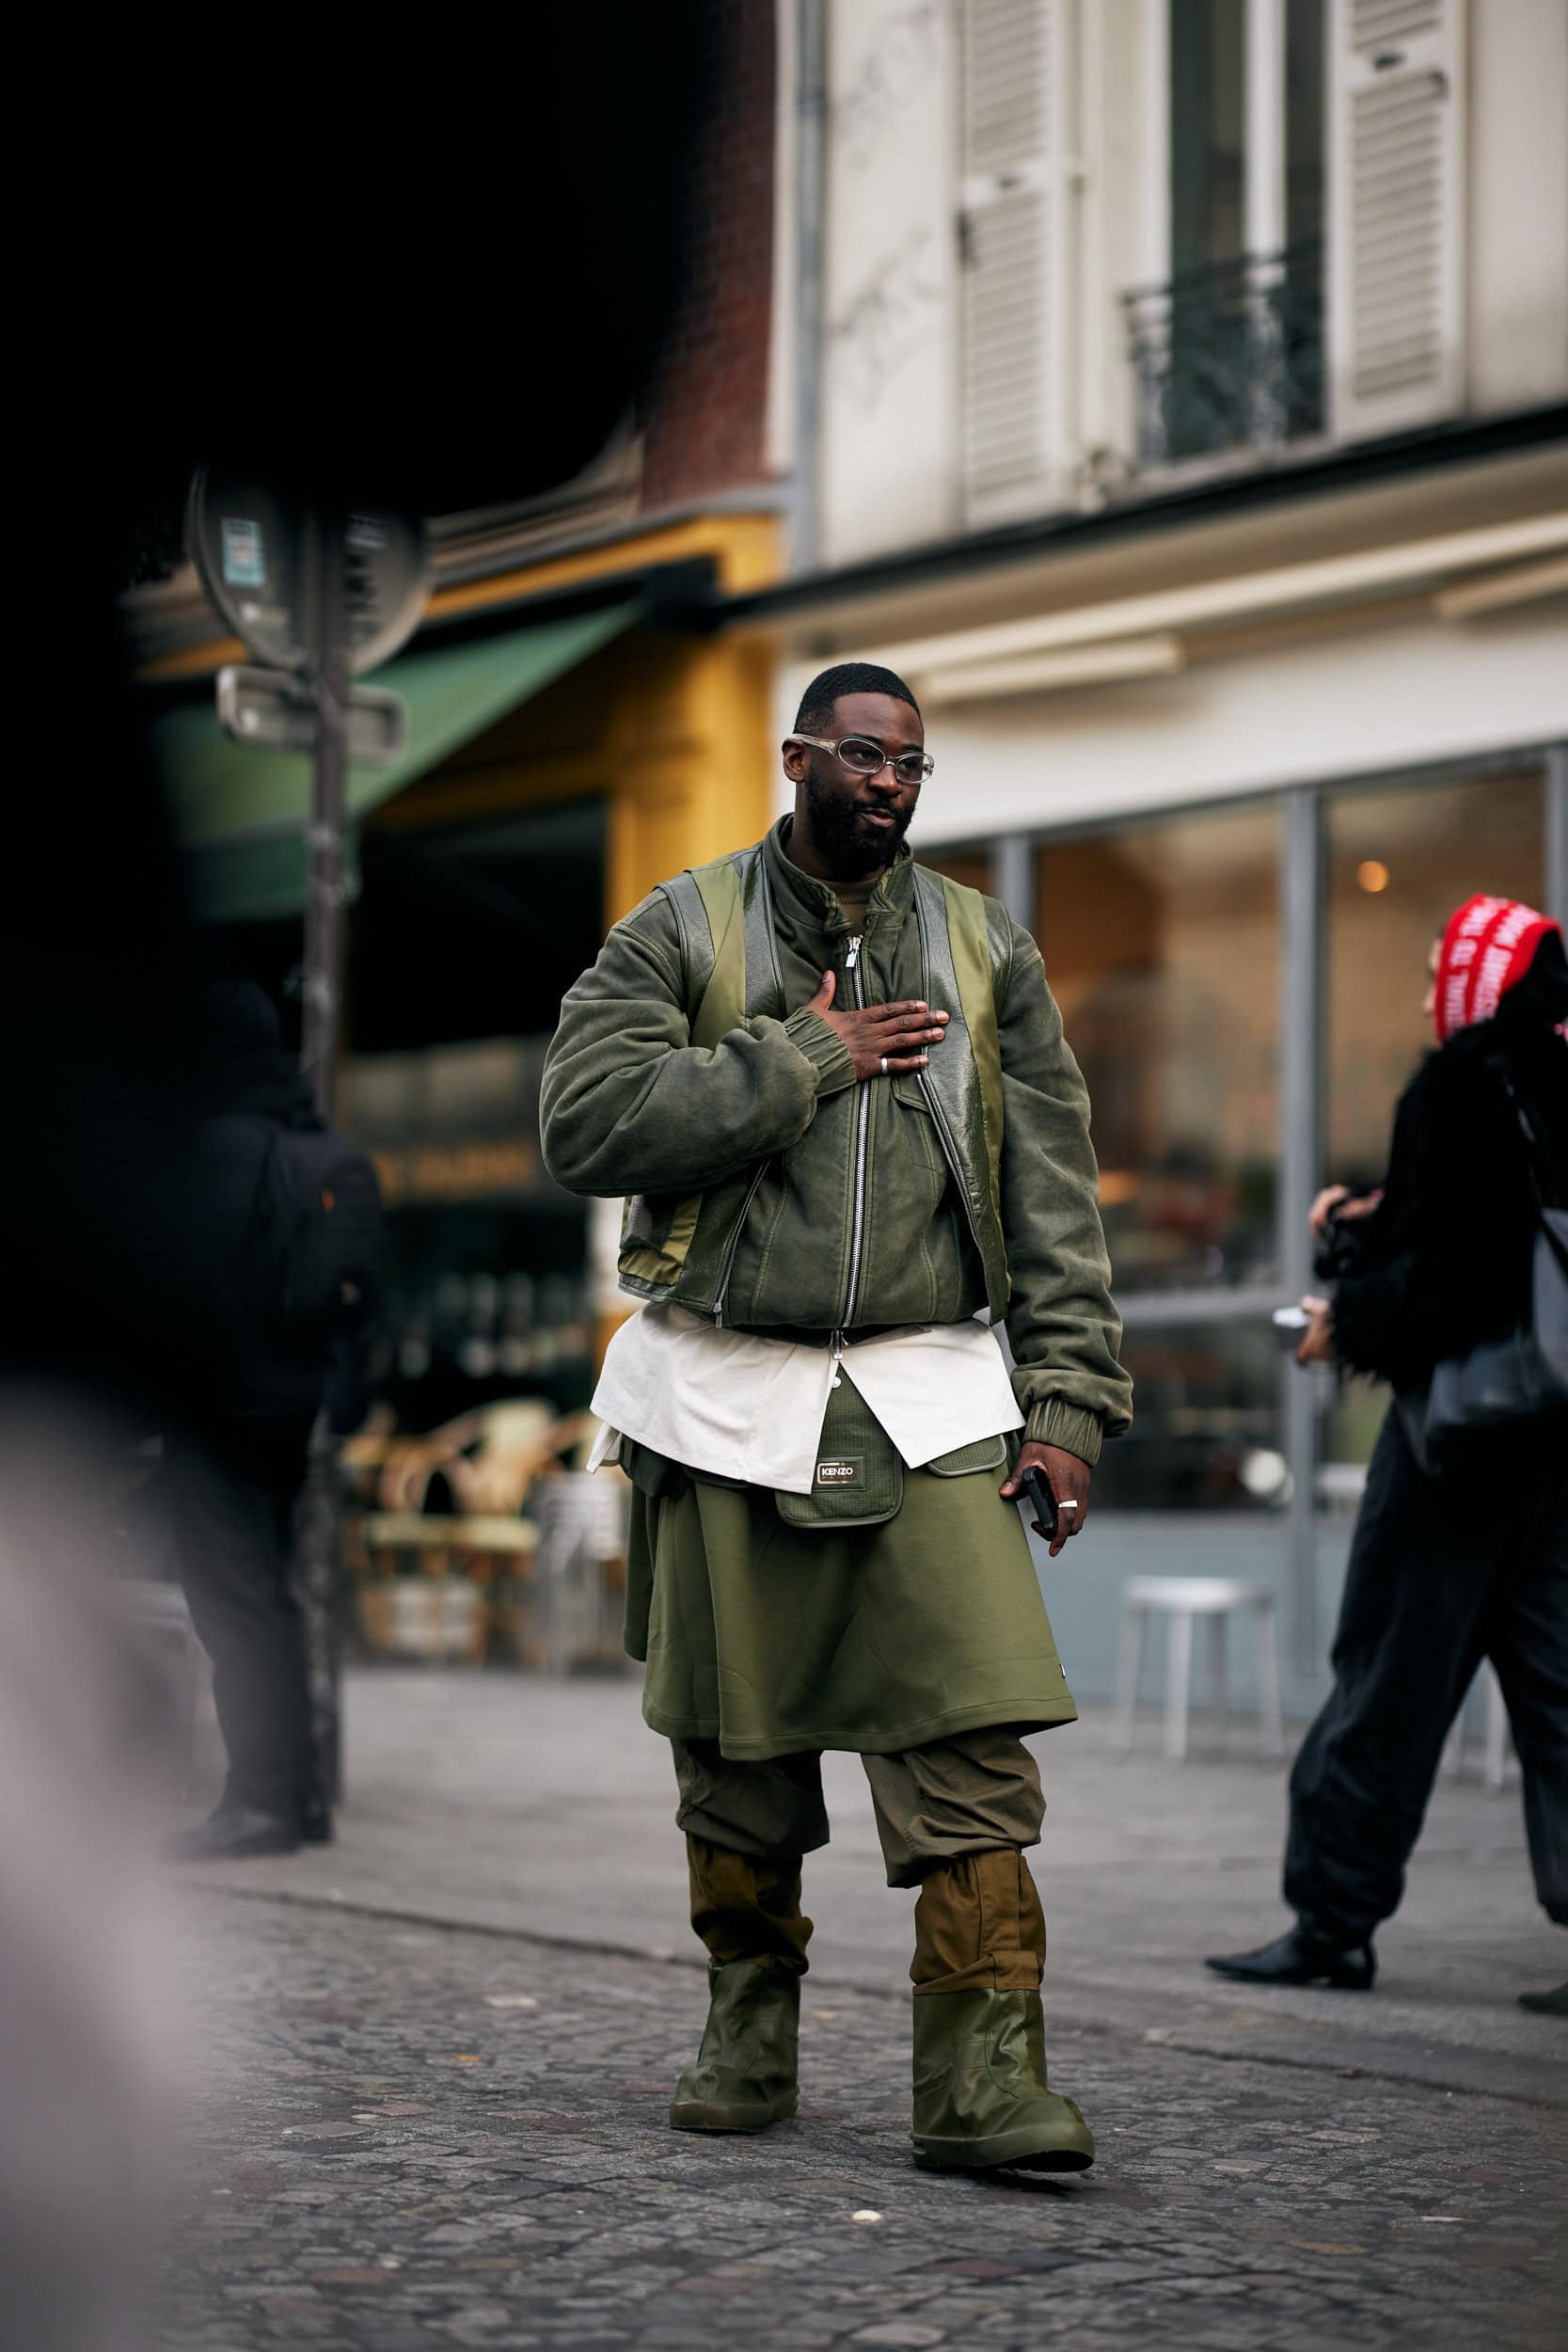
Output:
top-left (166, 982), bottom-right (382, 1863)
top-left (1210, 900), bottom-right (1568, 2015)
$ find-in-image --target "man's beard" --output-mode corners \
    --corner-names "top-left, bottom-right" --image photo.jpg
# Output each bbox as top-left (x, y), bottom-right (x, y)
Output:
top-left (802, 759), bottom-right (912, 873)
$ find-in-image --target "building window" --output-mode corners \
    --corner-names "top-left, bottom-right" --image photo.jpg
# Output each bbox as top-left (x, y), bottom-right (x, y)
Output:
top-left (1169, 0), bottom-right (1247, 281)
top-left (1124, 0), bottom-right (1325, 469)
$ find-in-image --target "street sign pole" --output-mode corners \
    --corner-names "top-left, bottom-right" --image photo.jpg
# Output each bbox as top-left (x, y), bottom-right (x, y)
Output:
top-left (186, 470), bottom-right (431, 1829)
top-left (298, 501), bottom-right (350, 1812)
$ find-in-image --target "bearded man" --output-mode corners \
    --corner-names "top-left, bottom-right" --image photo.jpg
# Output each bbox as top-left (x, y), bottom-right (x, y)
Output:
top-left (541, 661), bottom-right (1131, 2171)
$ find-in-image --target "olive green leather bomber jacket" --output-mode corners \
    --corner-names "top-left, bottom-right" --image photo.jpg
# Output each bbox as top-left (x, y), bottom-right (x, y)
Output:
top-left (540, 818), bottom-right (1131, 1464)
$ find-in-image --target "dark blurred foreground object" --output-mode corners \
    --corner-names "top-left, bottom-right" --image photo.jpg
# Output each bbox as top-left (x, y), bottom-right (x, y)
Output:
top-left (0, 1419), bottom-right (172, 2352)
top-left (11, 9), bottom-right (716, 1415)
top-left (1211, 913), bottom-right (1568, 2003)
top-left (166, 984), bottom-right (382, 1861)
top-left (104, 11), bottom-right (714, 547)
top-left (6, 14), bottom-right (714, 2328)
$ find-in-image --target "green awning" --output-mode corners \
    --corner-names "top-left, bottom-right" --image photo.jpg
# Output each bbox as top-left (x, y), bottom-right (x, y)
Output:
top-left (154, 602), bottom-right (637, 923)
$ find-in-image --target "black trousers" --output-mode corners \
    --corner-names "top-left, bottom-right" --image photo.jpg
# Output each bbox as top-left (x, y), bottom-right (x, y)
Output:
top-left (169, 1415), bottom-right (318, 1824)
top-left (1285, 1408), bottom-right (1568, 1942)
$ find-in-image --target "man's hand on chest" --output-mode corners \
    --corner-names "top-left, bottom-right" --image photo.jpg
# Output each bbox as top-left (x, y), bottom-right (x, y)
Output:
top-left (802, 968), bottom-right (949, 1082)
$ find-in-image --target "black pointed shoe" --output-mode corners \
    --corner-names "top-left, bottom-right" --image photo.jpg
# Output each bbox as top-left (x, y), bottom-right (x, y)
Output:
top-left (1517, 1981), bottom-right (1568, 2018)
top-left (1206, 1925), bottom-right (1376, 1991)
top-left (165, 1805), bottom-right (301, 1862)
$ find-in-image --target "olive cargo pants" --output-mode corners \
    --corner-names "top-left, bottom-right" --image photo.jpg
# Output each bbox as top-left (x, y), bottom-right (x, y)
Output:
top-left (672, 1726), bottom-right (1050, 1993)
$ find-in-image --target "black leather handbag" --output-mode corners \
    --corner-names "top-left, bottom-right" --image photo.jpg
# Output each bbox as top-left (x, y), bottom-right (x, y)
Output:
top-left (1396, 1084), bottom-right (1568, 1480)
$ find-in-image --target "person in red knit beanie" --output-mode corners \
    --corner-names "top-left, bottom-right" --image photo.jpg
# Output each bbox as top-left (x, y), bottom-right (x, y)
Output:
top-left (1209, 898), bottom-right (1568, 2016)
top-left (1433, 893), bottom-right (1566, 1041)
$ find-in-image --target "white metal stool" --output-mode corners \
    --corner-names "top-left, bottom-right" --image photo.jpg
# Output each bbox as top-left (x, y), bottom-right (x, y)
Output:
top-left (1115, 1576), bottom-right (1285, 1761)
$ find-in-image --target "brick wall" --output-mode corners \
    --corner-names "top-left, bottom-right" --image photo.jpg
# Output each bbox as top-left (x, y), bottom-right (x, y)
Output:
top-left (639, 0), bottom-right (776, 510)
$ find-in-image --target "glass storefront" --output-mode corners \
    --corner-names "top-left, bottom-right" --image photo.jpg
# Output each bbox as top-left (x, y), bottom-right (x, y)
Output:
top-left (1093, 1318), bottom-right (1285, 1517)
top-left (1036, 808), bottom-right (1280, 1295)
top-left (1325, 771), bottom-right (1546, 1186)
top-left (1312, 769), bottom-right (1547, 1561)
top-left (924, 750), bottom-right (1562, 1707)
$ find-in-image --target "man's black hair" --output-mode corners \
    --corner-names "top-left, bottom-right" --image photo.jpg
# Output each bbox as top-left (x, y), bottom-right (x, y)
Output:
top-left (794, 661), bottom-right (922, 738)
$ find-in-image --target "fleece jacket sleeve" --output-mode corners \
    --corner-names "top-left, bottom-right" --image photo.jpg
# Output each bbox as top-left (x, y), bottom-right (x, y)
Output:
top-left (540, 889), bottom-right (857, 1200)
top-left (996, 919), bottom-right (1132, 1465)
top-left (1327, 1051), bottom-right (1533, 1390)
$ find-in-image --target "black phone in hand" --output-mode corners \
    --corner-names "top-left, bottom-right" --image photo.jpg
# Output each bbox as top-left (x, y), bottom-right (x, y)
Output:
top-left (1021, 1465), bottom-right (1058, 1542)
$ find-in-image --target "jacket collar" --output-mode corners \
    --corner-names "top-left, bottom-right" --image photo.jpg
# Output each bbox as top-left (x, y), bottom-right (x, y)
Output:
top-left (763, 815), bottom-right (913, 941)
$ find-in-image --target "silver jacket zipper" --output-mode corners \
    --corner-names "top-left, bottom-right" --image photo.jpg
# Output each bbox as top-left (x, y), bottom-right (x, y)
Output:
top-left (841, 932), bottom-right (871, 1331)
top-left (917, 1064), bottom-right (986, 1268)
top-left (711, 1158), bottom-right (769, 1327)
top-left (905, 882), bottom-right (990, 1292)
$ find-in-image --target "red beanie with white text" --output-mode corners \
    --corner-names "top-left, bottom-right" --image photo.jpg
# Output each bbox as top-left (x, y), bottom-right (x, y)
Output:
top-left (1433, 896), bottom-right (1563, 1042)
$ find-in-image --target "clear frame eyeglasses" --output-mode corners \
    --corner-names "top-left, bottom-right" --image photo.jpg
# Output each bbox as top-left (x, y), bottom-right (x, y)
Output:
top-left (791, 732), bottom-right (935, 786)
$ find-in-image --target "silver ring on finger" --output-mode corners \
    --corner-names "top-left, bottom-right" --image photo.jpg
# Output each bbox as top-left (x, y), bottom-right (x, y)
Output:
top-left (880, 1056), bottom-right (888, 1075)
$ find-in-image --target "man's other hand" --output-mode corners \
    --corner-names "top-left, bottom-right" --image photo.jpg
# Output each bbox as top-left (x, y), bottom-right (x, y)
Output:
top-left (1000, 1441), bottom-right (1091, 1560)
top-left (803, 970), bottom-right (948, 1080)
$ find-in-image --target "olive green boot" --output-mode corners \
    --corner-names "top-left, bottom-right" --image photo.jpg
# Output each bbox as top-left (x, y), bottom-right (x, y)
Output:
top-left (908, 1848), bottom-right (1094, 2173)
top-left (911, 1986), bottom-right (1095, 2171)
top-left (672, 1836), bottom-right (810, 2133)
top-left (670, 1960), bottom-right (800, 2133)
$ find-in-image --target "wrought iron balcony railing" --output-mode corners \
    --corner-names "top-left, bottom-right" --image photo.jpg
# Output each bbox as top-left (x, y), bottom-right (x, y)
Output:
top-left (1121, 243), bottom-right (1325, 472)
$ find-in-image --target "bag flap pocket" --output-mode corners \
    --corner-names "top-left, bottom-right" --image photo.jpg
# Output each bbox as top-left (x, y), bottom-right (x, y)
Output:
top-left (777, 1377), bottom-right (904, 1529)
top-left (926, 1433), bottom-right (1008, 1477)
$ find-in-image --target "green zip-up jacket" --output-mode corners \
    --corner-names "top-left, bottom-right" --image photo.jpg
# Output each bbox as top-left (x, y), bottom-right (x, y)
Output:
top-left (541, 819), bottom-right (1131, 1463)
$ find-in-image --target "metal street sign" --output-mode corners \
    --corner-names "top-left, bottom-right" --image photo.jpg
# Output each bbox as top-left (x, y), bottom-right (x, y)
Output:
top-left (187, 469), bottom-right (432, 675)
top-left (216, 664), bottom-right (407, 765)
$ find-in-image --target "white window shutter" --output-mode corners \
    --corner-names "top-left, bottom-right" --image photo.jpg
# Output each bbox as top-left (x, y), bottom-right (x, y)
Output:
top-left (958, 0), bottom-right (1074, 525)
top-left (1327, 0), bottom-right (1467, 441)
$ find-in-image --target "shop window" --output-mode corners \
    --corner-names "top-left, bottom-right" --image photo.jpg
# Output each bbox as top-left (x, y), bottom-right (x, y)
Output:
top-left (1092, 1317), bottom-right (1284, 1515)
top-left (1319, 767), bottom-right (1545, 1491)
top-left (1036, 805), bottom-right (1281, 1295)
top-left (918, 846), bottom-right (991, 897)
top-left (1325, 771), bottom-right (1545, 1188)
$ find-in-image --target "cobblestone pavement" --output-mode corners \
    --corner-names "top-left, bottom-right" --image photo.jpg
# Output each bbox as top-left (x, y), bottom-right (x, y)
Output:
top-left (186, 1673), bottom-right (1568, 2105)
top-left (162, 1890), bottom-right (1564, 2352)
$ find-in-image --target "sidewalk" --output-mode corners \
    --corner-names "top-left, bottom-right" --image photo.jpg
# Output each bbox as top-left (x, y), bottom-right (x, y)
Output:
top-left (162, 1669), bottom-right (1567, 2352)
top-left (187, 1666), bottom-right (1566, 2104)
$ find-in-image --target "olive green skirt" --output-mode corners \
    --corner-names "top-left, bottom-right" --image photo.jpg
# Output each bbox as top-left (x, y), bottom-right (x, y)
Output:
top-left (625, 1457), bottom-right (1077, 1761)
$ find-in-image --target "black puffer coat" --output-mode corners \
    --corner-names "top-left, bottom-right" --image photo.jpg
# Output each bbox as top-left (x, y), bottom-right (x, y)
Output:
top-left (1323, 934), bottom-right (1568, 1392)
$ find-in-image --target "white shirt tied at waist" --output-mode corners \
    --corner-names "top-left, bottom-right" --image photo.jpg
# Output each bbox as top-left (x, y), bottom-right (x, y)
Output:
top-left (586, 1304), bottom-right (1022, 1495)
